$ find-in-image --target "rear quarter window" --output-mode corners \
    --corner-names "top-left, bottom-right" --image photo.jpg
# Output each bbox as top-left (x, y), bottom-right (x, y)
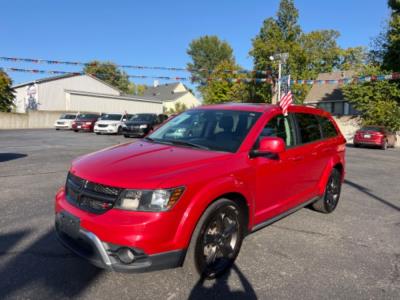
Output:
top-left (295, 113), bottom-right (322, 144)
top-left (318, 116), bottom-right (338, 139)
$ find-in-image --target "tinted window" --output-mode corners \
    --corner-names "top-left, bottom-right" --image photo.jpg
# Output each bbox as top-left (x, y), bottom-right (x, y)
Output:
top-left (257, 114), bottom-right (296, 148)
top-left (296, 113), bottom-right (322, 144)
top-left (361, 126), bottom-right (384, 132)
top-left (318, 116), bottom-right (338, 138)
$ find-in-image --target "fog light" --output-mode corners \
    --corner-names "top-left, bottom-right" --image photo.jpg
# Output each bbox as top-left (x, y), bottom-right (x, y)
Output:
top-left (116, 247), bottom-right (135, 264)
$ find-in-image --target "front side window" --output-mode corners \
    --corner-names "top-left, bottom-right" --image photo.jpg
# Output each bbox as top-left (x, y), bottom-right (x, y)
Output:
top-left (295, 113), bottom-right (322, 144)
top-left (255, 114), bottom-right (296, 148)
top-left (148, 109), bottom-right (261, 153)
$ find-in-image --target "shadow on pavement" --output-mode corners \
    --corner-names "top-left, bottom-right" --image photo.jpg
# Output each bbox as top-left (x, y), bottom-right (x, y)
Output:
top-left (0, 153), bottom-right (27, 162)
top-left (0, 228), bottom-right (102, 299)
top-left (344, 179), bottom-right (400, 212)
top-left (188, 264), bottom-right (257, 300)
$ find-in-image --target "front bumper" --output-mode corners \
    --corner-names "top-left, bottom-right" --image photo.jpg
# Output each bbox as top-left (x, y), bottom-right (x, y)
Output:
top-left (94, 126), bottom-right (118, 134)
top-left (122, 127), bottom-right (149, 137)
top-left (55, 215), bottom-right (185, 272)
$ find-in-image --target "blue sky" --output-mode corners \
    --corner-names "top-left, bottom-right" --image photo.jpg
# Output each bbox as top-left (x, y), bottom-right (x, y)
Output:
top-left (0, 0), bottom-right (390, 87)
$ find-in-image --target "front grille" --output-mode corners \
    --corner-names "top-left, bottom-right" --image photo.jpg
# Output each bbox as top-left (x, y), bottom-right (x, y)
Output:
top-left (57, 121), bottom-right (65, 125)
top-left (98, 124), bottom-right (108, 128)
top-left (65, 172), bottom-right (122, 214)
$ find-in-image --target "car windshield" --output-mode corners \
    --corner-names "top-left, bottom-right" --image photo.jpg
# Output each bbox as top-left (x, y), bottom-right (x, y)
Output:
top-left (100, 114), bottom-right (122, 121)
top-left (60, 114), bottom-right (76, 120)
top-left (77, 114), bottom-right (98, 120)
top-left (148, 109), bottom-right (261, 153)
top-left (361, 126), bottom-right (384, 132)
top-left (129, 114), bottom-right (155, 122)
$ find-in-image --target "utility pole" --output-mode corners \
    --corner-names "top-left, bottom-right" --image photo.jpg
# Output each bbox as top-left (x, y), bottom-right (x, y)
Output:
top-left (270, 53), bottom-right (289, 104)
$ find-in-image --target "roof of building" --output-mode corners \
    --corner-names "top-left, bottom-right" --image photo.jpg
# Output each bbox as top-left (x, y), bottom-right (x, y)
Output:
top-left (65, 90), bottom-right (162, 103)
top-left (304, 70), bottom-right (356, 103)
top-left (143, 82), bottom-right (190, 101)
top-left (12, 73), bottom-right (122, 94)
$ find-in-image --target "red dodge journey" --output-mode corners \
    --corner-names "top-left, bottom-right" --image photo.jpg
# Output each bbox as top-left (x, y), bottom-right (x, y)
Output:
top-left (55, 103), bottom-right (346, 279)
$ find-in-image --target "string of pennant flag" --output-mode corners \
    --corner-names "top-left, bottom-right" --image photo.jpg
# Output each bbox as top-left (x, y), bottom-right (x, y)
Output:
top-left (1, 65), bottom-right (400, 85)
top-left (0, 56), bottom-right (272, 75)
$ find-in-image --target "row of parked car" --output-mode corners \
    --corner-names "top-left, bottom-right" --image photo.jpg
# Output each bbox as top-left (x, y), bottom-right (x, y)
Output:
top-left (54, 113), bottom-right (172, 138)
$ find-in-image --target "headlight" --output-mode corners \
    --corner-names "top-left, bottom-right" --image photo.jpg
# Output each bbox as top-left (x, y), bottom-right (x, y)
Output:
top-left (116, 187), bottom-right (185, 212)
top-left (111, 123), bottom-right (118, 127)
top-left (139, 124), bottom-right (148, 129)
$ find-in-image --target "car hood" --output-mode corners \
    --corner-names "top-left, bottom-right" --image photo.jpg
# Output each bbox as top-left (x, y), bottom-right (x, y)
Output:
top-left (70, 141), bottom-right (232, 189)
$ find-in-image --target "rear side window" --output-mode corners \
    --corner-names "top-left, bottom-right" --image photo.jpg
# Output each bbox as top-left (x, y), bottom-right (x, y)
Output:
top-left (256, 114), bottom-right (296, 148)
top-left (318, 116), bottom-right (338, 139)
top-left (295, 113), bottom-right (322, 144)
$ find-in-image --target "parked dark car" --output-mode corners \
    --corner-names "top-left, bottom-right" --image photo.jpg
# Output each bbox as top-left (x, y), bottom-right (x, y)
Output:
top-left (72, 113), bottom-right (100, 132)
top-left (122, 113), bottom-right (168, 137)
top-left (353, 126), bottom-right (397, 150)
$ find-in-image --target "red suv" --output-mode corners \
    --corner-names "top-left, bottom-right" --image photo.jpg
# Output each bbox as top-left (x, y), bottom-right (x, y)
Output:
top-left (55, 104), bottom-right (346, 279)
top-left (72, 113), bottom-right (100, 132)
top-left (353, 125), bottom-right (397, 150)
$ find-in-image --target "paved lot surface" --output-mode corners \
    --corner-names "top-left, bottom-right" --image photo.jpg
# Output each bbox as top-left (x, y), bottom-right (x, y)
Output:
top-left (0, 129), bottom-right (399, 300)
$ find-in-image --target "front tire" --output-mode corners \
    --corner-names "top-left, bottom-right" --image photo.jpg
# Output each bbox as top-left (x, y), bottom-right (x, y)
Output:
top-left (312, 168), bottom-right (342, 213)
top-left (183, 199), bottom-right (244, 280)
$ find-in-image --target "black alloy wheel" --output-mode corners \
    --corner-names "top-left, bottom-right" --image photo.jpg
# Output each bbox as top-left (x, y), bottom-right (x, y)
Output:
top-left (191, 200), bottom-right (244, 279)
top-left (312, 168), bottom-right (341, 213)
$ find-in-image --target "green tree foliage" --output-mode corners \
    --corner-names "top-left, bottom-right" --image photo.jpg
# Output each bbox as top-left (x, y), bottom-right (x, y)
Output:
top-left (0, 71), bottom-right (15, 112)
top-left (343, 66), bottom-right (400, 130)
top-left (187, 35), bottom-right (235, 86)
top-left (202, 60), bottom-right (249, 104)
top-left (84, 61), bottom-right (130, 93)
top-left (127, 82), bottom-right (147, 95)
top-left (165, 102), bottom-right (188, 115)
top-left (383, 0), bottom-right (400, 71)
top-left (339, 47), bottom-right (367, 71)
top-left (249, 0), bottom-right (347, 103)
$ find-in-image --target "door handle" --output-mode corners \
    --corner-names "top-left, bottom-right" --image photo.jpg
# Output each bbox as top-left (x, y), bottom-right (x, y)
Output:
top-left (288, 155), bottom-right (303, 161)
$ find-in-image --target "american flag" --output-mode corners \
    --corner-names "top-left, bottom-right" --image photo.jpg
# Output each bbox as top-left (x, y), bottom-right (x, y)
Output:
top-left (279, 75), bottom-right (293, 115)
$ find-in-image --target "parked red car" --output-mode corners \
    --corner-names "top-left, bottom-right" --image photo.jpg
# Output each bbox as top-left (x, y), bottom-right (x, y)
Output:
top-left (55, 104), bottom-right (346, 279)
top-left (72, 113), bottom-right (100, 132)
top-left (353, 126), bottom-right (397, 150)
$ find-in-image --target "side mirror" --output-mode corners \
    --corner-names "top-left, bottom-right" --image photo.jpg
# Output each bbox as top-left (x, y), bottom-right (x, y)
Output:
top-left (250, 137), bottom-right (285, 159)
top-left (122, 118), bottom-right (127, 122)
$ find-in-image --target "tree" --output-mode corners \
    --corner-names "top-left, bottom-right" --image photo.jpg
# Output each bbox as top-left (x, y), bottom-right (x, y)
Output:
top-left (165, 102), bottom-right (188, 114)
top-left (339, 46), bottom-right (367, 71)
top-left (84, 61), bottom-right (130, 93)
top-left (187, 35), bottom-right (235, 86)
top-left (383, 0), bottom-right (400, 71)
top-left (0, 71), bottom-right (15, 112)
top-left (127, 82), bottom-right (147, 95)
top-left (201, 60), bottom-right (250, 104)
top-left (342, 65), bottom-right (400, 131)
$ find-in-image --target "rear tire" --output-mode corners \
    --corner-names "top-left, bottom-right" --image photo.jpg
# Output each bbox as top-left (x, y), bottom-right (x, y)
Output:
top-left (312, 168), bottom-right (341, 213)
top-left (381, 140), bottom-right (388, 150)
top-left (183, 198), bottom-right (244, 280)
top-left (56, 128), bottom-right (60, 131)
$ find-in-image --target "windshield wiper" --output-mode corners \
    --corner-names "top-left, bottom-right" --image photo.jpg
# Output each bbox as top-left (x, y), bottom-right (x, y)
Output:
top-left (163, 139), bottom-right (210, 150)
top-left (143, 136), bottom-right (154, 142)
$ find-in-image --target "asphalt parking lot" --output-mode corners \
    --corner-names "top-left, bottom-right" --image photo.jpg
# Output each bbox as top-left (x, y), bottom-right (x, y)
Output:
top-left (0, 129), bottom-right (399, 300)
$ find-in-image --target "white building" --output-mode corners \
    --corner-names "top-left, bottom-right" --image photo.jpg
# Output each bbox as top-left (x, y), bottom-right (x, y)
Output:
top-left (12, 74), bottom-right (163, 115)
top-left (143, 82), bottom-right (201, 111)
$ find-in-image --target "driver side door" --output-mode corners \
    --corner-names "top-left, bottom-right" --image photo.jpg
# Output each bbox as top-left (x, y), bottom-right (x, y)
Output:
top-left (250, 113), bottom-right (308, 225)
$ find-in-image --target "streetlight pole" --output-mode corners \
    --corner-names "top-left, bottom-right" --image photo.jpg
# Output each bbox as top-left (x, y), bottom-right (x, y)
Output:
top-left (270, 53), bottom-right (288, 104)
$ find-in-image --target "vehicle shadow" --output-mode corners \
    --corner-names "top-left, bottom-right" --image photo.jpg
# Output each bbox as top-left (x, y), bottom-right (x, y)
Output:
top-left (0, 228), bottom-right (101, 299)
top-left (0, 153), bottom-right (27, 162)
top-left (344, 179), bottom-right (400, 212)
top-left (188, 264), bottom-right (257, 300)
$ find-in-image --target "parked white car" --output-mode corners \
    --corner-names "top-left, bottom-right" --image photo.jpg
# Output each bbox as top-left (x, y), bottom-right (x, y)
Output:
top-left (54, 113), bottom-right (77, 130)
top-left (94, 113), bottom-right (131, 135)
